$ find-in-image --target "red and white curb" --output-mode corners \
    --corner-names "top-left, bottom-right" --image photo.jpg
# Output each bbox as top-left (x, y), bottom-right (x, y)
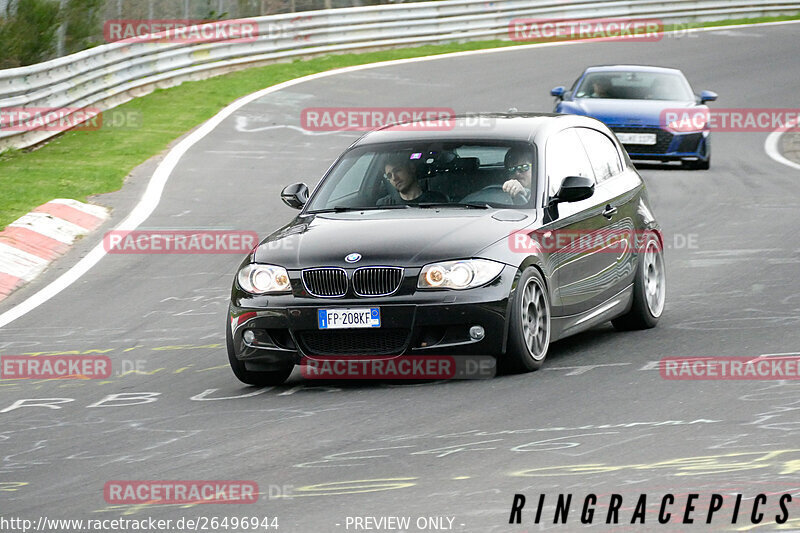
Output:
top-left (0, 199), bottom-right (109, 301)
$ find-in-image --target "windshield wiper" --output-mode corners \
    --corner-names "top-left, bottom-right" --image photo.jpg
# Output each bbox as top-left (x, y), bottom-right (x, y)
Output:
top-left (307, 205), bottom-right (410, 214)
top-left (414, 202), bottom-right (490, 209)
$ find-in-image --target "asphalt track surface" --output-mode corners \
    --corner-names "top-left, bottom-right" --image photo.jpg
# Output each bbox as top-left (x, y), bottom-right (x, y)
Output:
top-left (2, 23), bottom-right (800, 533)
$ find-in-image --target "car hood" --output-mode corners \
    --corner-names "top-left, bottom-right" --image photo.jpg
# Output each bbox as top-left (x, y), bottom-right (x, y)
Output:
top-left (566, 99), bottom-right (696, 127)
top-left (253, 209), bottom-right (534, 269)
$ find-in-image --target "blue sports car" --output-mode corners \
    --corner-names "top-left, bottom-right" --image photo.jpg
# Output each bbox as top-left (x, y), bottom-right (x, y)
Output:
top-left (551, 65), bottom-right (717, 170)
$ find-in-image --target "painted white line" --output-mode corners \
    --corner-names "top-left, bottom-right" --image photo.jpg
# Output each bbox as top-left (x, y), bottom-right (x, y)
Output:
top-left (9, 212), bottom-right (88, 244)
top-left (49, 198), bottom-right (110, 220)
top-left (0, 243), bottom-right (50, 282)
top-left (764, 118), bottom-right (800, 171)
top-left (1, 19), bottom-right (799, 328)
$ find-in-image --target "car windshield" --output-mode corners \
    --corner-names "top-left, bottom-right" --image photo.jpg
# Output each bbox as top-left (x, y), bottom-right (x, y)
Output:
top-left (575, 71), bottom-right (694, 101)
top-left (305, 140), bottom-right (537, 212)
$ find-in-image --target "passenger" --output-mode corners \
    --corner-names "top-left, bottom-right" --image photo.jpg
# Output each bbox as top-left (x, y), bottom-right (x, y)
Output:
top-left (377, 155), bottom-right (447, 205)
top-left (590, 77), bottom-right (612, 98)
top-left (501, 147), bottom-right (533, 202)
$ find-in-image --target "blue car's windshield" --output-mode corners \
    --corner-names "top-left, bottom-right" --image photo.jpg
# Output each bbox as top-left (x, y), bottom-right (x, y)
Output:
top-left (305, 140), bottom-right (537, 212)
top-left (576, 71), bottom-right (694, 101)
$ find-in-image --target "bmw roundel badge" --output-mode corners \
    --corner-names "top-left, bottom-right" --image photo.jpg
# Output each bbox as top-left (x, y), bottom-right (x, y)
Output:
top-left (345, 253), bottom-right (362, 263)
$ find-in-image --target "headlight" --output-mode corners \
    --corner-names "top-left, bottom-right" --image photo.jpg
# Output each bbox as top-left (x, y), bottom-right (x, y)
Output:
top-left (664, 109), bottom-right (708, 132)
top-left (418, 259), bottom-right (504, 290)
top-left (237, 264), bottom-right (291, 294)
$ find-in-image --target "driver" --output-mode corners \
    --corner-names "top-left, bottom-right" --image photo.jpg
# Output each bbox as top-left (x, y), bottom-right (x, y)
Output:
top-left (377, 154), bottom-right (447, 206)
top-left (501, 147), bottom-right (533, 203)
top-left (590, 77), bottom-right (612, 98)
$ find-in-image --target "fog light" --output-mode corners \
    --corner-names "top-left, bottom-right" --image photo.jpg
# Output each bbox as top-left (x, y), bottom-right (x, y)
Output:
top-left (469, 325), bottom-right (485, 341)
top-left (243, 330), bottom-right (255, 344)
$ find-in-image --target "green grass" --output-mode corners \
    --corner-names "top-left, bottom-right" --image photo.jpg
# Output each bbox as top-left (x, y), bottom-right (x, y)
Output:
top-left (1, 14), bottom-right (798, 229)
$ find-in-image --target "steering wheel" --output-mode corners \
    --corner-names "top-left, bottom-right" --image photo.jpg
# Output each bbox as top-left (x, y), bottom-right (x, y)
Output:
top-left (461, 184), bottom-right (528, 206)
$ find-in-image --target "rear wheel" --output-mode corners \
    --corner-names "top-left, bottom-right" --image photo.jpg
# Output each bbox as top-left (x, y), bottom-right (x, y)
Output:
top-left (612, 233), bottom-right (666, 331)
top-left (502, 267), bottom-right (551, 373)
top-left (226, 320), bottom-right (293, 386)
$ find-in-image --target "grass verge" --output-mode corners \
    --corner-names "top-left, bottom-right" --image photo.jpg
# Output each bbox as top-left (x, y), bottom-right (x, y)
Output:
top-left (1, 14), bottom-right (798, 229)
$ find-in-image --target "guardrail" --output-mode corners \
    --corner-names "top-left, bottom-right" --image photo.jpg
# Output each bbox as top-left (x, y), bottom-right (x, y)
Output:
top-left (1, 0), bottom-right (798, 149)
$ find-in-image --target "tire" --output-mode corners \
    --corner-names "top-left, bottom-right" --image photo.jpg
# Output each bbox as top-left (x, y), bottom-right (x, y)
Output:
top-left (501, 267), bottom-right (552, 374)
top-left (226, 320), bottom-right (293, 386)
top-left (612, 233), bottom-right (666, 331)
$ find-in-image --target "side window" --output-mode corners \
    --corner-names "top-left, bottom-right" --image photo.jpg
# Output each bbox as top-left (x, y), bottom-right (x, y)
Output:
top-left (546, 128), bottom-right (595, 198)
top-left (577, 128), bottom-right (623, 183)
top-left (327, 152), bottom-right (375, 203)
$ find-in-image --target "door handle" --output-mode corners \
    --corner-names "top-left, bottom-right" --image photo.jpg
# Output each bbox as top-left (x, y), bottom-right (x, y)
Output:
top-left (602, 204), bottom-right (618, 219)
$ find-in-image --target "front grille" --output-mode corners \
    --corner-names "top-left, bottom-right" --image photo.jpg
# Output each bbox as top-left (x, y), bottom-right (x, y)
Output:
top-left (610, 127), bottom-right (673, 154)
top-left (302, 268), bottom-right (347, 297)
top-left (353, 267), bottom-right (404, 297)
top-left (298, 328), bottom-right (409, 355)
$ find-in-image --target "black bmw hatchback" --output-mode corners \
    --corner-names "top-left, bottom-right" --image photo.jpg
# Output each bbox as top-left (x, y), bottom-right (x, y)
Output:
top-left (227, 113), bottom-right (665, 385)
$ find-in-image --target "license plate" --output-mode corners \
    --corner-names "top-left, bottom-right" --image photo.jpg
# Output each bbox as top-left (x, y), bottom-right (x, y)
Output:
top-left (616, 133), bottom-right (657, 145)
top-left (318, 307), bottom-right (381, 329)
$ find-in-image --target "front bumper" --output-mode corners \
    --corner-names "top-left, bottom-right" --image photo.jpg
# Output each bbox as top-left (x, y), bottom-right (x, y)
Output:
top-left (228, 264), bottom-right (518, 368)
top-left (611, 126), bottom-right (710, 162)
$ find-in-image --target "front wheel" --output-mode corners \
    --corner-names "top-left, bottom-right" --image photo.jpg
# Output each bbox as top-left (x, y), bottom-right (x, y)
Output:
top-left (226, 320), bottom-right (293, 386)
top-left (612, 233), bottom-right (666, 331)
top-left (502, 267), bottom-right (552, 373)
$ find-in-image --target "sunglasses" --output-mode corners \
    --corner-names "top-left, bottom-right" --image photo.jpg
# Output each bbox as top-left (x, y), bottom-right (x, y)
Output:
top-left (507, 163), bottom-right (532, 173)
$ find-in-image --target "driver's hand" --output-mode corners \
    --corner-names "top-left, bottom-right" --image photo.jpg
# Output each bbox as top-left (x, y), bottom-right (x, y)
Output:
top-left (503, 179), bottom-right (525, 197)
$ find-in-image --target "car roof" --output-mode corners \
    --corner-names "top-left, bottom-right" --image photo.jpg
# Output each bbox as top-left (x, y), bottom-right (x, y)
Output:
top-left (583, 64), bottom-right (683, 75)
top-left (350, 113), bottom-right (606, 146)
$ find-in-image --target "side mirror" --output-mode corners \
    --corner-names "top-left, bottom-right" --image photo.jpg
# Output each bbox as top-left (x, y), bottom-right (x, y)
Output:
top-left (699, 90), bottom-right (717, 103)
top-left (553, 176), bottom-right (594, 204)
top-left (281, 182), bottom-right (309, 209)
top-left (550, 86), bottom-right (566, 99)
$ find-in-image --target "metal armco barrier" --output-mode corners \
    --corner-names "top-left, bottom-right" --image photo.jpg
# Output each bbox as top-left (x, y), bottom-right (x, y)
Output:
top-left (1, 0), bottom-right (798, 149)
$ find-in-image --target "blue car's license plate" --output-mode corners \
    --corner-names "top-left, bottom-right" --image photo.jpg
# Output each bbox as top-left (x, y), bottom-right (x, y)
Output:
top-left (317, 307), bottom-right (381, 329)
